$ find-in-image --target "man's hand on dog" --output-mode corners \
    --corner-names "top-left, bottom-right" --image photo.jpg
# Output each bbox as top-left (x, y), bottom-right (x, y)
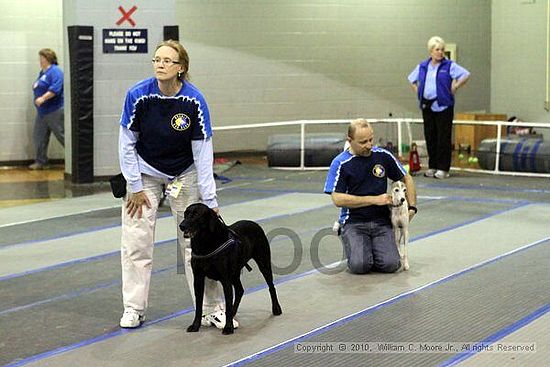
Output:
top-left (126, 191), bottom-right (152, 218)
top-left (377, 193), bottom-right (392, 206)
top-left (408, 209), bottom-right (416, 222)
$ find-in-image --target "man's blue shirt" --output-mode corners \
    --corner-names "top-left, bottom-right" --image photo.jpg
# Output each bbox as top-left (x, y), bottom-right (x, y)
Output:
top-left (324, 147), bottom-right (406, 224)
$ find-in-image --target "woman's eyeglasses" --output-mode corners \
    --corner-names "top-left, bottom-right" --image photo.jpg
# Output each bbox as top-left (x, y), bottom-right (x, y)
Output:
top-left (151, 58), bottom-right (181, 66)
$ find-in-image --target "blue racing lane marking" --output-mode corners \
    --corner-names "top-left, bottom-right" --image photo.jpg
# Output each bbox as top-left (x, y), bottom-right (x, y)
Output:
top-left (4, 207), bottom-right (546, 366)
top-left (438, 303), bottom-right (550, 367)
top-left (224, 237), bottom-right (550, 366)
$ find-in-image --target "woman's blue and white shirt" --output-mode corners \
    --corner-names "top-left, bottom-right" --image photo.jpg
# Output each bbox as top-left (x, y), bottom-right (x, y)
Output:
top-left (119, 77), bottom-right (217, 207)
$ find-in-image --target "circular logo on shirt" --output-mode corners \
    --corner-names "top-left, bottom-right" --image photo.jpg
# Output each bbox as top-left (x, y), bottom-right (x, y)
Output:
top-left (372, 164), bottom-right (386, 178)
top-left (171, 113), bottom-right (191, 131)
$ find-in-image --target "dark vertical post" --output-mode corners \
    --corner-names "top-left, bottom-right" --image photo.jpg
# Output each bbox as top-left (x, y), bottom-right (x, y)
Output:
top-left (68, 26), bottom-right (94, 183)
top-left (163, 25), bottom-right (179, 41)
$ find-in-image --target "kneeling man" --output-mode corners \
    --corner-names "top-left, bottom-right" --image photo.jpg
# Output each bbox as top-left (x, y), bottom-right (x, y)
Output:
top-left (324, 119), bottom-right (417, 273)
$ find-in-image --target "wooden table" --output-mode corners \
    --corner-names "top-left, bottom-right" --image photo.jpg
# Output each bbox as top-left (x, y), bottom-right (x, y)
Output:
top-left (454, 113), bottom-right (507, 152)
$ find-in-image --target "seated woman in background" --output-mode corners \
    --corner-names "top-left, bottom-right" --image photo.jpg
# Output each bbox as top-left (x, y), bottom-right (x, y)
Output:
top-left (507, 116), bottom-right (535, 136)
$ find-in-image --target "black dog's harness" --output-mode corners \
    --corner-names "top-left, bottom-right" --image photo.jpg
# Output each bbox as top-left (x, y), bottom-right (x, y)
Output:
top-left (191, 218), bottom-right (253, 272)
top-left (191, 231), bottom-right (237, 260)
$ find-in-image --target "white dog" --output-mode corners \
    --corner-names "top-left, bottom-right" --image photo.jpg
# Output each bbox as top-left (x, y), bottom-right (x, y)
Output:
top-left (389, 181), bottom-right (410, 270)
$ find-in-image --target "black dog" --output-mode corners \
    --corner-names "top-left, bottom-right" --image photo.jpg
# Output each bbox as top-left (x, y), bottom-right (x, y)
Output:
top-left (179, 203), bottom-right (282, 335)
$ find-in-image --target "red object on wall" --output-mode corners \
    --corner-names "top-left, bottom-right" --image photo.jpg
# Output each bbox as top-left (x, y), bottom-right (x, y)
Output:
top-left (409, 144), bottom-right (421, 174)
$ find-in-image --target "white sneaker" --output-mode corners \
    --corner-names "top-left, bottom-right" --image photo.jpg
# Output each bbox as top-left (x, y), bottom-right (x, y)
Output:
top-left (119, 309), bottom-right (145, 328)
top-left (203, 310), bottom-right (239, 329)
top-left (28, 162), bottom-right (47, 170)
top-left (424, 169), bottom-right (436, 177)
top-left (434, 170), bottom-right (450, 179)
top-left (201, 314), bottom-right (213, 327)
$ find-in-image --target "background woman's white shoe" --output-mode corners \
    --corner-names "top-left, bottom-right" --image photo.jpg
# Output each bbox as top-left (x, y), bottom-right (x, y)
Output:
top-left (434, 170), bottom-right (450, 179)
top-left (424, 169), bottom-right (436, 177)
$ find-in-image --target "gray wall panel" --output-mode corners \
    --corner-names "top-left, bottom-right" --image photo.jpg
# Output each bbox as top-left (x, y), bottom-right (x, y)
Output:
top-left (491, 0), bottom-right (549, 128)
top-left (176, 0), bottom-right (492, 152)
top-left (1, 0), bottom-right (510, 174)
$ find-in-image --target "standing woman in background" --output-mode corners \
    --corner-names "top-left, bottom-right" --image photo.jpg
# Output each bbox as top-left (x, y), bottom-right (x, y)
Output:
top-left (408, 36), bottom-right (470, 179)
top-left (118, 40), bottom-right (231, 329)
top-left (30, 48), bottom-right (65, 170)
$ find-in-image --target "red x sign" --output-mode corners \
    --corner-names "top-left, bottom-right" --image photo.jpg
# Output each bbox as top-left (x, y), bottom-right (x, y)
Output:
top-left (116, 5), bottom-right (137, 26)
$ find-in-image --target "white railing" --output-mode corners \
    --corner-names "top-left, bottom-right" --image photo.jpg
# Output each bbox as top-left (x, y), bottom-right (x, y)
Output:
top-left (451, 119), bottom-right (550, 178)
top-left (213, 119), bottom-right (550, 178)
top-left (214, 119), bottom-right (349, 170)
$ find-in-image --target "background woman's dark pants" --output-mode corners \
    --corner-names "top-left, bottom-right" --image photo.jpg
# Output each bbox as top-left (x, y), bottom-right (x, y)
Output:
top-left (33, 108), bottom-right (65, 165)
top-left (422, 107), bottom-right (454, 172)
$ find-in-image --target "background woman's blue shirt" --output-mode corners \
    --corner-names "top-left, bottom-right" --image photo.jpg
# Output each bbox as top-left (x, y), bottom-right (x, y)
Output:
top-left (32, 64), bottom-right (64, 116)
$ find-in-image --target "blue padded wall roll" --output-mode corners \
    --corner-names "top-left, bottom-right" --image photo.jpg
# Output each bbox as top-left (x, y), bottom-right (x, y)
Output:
top-left (267, 133), bottom-right (346, 167)
top-left (477, 138), bottom-right (550, 173)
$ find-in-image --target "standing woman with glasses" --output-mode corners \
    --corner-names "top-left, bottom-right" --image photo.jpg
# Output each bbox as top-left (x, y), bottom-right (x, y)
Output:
top-left (408, 36), bottom-right (470, 179)
top-left (30, 48), bottom-right (65, 170)
top-left (118, 40), bottom-right (230, 329)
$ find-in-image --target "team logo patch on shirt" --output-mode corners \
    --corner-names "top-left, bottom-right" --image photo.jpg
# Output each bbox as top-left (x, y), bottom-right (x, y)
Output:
top-left (171, 113), bottom-right (191, 131)
top-left (372, 164), bottom-right (386, 178)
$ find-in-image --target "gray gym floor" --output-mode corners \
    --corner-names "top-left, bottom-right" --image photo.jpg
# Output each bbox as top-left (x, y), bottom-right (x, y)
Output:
top-left (1, 164), bottom-right (549, 367)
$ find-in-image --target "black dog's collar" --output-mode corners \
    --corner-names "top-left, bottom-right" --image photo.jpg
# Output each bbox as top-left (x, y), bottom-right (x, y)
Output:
top-left (191, 231), bottom-right (237, 260)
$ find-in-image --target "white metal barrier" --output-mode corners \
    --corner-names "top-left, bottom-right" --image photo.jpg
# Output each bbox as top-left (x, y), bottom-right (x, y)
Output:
top-left (213, 119), bottom-right (550, 178)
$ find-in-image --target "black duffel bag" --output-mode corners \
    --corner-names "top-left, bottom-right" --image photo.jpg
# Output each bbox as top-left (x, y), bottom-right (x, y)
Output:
top-left (109, 173), bottom-right (127, 198)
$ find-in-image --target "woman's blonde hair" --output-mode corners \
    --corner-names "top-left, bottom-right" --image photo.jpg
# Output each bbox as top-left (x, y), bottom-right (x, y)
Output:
top-left (39, 48), bottom-right (58, 65)
top-left (155, 39), bottom-right (190, 81)
top-left (427, 36), bottom-right (445, 52)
